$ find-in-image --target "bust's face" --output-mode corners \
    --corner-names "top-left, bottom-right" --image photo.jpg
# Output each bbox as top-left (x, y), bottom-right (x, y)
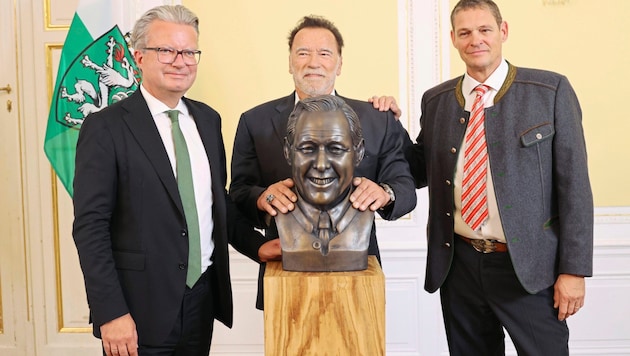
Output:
top-left (289, 110), bottom-right (356, 210)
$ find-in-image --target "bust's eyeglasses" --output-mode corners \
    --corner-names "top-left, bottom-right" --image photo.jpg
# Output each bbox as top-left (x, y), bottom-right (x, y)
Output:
top-left (143, 47), bottom-right (201, 65)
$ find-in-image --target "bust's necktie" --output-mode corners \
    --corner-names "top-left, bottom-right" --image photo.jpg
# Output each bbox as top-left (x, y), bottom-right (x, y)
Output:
top-left (318, 211), bottom-right (332, 256)
top-left (167, 110), bottom-right (202, 287)
top-left (461, 85), bottom-right (490, 231)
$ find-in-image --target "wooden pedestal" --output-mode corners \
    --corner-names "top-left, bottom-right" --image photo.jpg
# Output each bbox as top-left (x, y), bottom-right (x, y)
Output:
top-left (263, 255), bottom-right (385, 356)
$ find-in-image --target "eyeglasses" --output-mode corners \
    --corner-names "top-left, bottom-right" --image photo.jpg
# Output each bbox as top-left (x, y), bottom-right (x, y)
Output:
top-left (143, 47), bottom-right (202, 65)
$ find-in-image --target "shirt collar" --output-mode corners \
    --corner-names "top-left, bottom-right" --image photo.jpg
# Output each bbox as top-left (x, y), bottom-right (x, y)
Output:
top-left (462, 59), bottom-right (509, 95)
top-left (140, 85), bottom-right (189, 117)
top-left (293, 89), bottom-right (337, 106)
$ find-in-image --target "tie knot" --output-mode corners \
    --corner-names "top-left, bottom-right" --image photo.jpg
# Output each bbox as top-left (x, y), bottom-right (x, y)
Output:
top-left (474, 85), bottom-right (489, 97)
top-left (318, 211), bottom-right (331, 230)
top-left (167, 110), bottom-right (179, 123)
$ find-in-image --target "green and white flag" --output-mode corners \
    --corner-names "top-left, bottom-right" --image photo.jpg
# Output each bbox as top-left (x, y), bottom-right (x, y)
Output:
top-left (44, 0), bottom-right (145, 197)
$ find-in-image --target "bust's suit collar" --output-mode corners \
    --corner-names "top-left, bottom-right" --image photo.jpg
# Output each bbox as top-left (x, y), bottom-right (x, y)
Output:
top-left (293, 189), bottom-right (357, 235)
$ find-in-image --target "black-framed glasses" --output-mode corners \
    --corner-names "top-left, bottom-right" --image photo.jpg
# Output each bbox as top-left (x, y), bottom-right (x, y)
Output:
top-left (143, 47), bottom-right (202, 65)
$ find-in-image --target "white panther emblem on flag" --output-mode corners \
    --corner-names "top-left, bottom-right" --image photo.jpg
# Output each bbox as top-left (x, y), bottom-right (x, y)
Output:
top-left (59, 34), bottom-right (139, 127)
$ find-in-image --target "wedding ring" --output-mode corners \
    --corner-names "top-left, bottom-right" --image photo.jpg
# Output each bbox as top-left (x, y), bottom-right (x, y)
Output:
top-left (266, 194), bottom-right (275, 204)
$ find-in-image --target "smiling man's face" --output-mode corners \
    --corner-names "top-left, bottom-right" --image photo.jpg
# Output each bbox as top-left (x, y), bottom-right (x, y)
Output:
top-left (289, 27), bottom-right (342, 100)
top-left (288, 110), bottom-right (356, 209)
top-left (450, 5), bottom-right (507, 82)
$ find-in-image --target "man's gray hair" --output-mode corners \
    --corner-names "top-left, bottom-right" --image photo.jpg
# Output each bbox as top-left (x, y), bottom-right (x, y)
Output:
top-left (131, 5), bottom-right (199, 50)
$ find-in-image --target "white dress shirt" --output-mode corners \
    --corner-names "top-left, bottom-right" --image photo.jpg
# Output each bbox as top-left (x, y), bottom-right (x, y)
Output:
top-left (141, 85), bottom-right (215, 270)
top-left (453, 60), bottom-right (509, 242)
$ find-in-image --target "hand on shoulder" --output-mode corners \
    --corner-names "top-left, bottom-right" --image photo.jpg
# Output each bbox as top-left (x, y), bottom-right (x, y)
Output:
top-left (368, 95), bottom-right (401, 120)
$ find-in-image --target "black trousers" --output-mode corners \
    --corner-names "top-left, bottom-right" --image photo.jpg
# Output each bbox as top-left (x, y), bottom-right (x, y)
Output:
top-left (137, 268), bottom-right (215, 356)
top-left (440, 236), bottom-right (569, 356)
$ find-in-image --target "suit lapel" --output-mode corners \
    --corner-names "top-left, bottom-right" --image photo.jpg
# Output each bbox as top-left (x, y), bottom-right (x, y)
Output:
top-left (184, 98), bottom-right (227, 226)
top-left (270, 93), bottom-right (296, 144)
top-left (120, 92), bottom-right (184, 215)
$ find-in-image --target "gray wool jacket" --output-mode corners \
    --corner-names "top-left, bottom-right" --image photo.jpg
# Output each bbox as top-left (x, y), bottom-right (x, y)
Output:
top-left (406, 63), bottom-right (594, 294)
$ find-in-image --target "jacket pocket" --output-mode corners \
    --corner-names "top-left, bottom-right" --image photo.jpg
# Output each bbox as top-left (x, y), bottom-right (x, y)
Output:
top-left (113, 250), bottom-right (145, 271)
top-left (519, 122), bottom-right (554, 212)
top-left (520, 123), bottom-right (554, 147)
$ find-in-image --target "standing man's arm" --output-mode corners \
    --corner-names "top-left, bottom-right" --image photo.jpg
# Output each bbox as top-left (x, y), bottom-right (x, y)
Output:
top-left (405, 129), bottom-right (428, 189)
top-left (403, 93), bottom-right (429, 189)
top-left (549, 75), bottom-right (594, 321)
top-left (73, 114), bottom-right (137, 354)
top-left (226, 191), bottom-right (281, 262)
top-left (229, 113), bottom-right (295, 225)
top-left (368, 95), bottom-right (422, 186)
top-left (229, 112), bottom-right (285, 262)
top-left (351, 110), bottom-right (416, 219)
top-left (73, 114), bottom-right (129, 321)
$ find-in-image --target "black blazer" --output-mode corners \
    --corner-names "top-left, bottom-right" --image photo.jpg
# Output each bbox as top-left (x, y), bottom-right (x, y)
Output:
top-left (229, 92), bottom-right (417, 308)
top-left (73, 91), bottom-right (266, 344)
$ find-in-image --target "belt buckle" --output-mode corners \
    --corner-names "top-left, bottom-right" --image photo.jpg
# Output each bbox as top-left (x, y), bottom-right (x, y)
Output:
top-left (470, 239), bottom-right (497, 253)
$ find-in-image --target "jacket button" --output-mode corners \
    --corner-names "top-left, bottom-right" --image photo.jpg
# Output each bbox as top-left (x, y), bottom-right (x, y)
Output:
top-left (179, 263), bottom-right (186, 270)
top-left (445, 180), bottom-right (452, 186)
top-left (450, 147), bottom-right (457, 154)
top-left (446, 212), bottom-right (451, 217)
top-left (459, 117), bottom-right (466, 124)
top-left (445, 242), bottom-right (451, 248)
top-left (181, 229), bottom-right (187, 237)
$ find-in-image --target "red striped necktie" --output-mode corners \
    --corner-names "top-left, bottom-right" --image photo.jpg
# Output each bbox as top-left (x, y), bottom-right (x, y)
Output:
top-left (461, 85), bottom-right (490, 231)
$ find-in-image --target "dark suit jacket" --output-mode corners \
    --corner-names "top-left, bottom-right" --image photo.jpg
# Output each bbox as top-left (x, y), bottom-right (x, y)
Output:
top-left (229, 92), bottom-right (417, 307)
top-left (405, 63), bottom-right (594, 294)
top-left (72, 91), bottom-right (267, 344)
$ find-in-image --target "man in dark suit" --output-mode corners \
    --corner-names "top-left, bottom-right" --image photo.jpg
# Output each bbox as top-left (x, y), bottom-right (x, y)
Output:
top-left (229, 15), bottom-right (417, 309)
top-left (404, 0), bottom-right (593, 355)
top-left (72, 5), bottom-right (267, 356)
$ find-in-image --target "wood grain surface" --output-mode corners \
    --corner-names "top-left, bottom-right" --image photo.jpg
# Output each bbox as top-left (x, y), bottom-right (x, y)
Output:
top-left (264, 256), bottom-right (385, 355)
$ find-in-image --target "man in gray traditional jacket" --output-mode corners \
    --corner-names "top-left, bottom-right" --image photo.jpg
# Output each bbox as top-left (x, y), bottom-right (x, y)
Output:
top-left (404, 0), bottom-right (593, 355)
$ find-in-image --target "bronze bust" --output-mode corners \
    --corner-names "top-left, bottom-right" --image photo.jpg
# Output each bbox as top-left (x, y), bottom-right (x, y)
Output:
top-left (276, 95), bottom-right (373, 272)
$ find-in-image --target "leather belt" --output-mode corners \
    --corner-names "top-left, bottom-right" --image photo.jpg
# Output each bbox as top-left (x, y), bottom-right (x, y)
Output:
top-left (458, 235), bottom-right (507, 253)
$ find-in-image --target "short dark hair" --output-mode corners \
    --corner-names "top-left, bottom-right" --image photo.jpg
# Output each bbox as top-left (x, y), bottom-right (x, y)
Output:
top-left (286, 95), bottom-right (362, 148)
top-left (287, 15), bottom-right (344, 55)
top-left (450, 0), bottom-right (503, 29)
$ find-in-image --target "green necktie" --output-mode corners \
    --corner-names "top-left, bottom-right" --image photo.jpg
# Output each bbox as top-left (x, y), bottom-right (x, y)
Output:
top-left (167, 110), bottom-right (202, 287)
